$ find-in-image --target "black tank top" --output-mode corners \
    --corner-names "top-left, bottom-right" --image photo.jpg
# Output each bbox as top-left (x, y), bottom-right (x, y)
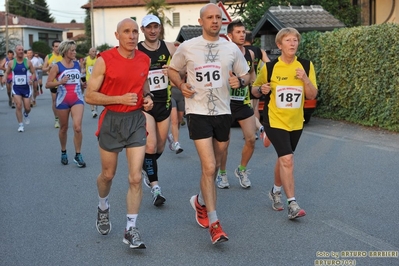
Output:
top-left (137, 40), bottom-right (171, 104)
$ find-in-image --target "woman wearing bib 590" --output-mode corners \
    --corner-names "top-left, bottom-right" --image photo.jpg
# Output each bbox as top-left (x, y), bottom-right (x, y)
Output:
top-left (46, 40), bottom-right (86, 168)
top-left (252, 28), bottom-right (317, 220)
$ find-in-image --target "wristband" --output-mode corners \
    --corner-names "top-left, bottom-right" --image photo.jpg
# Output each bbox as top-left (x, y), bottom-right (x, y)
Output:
top-left (143, 93), bottom-right (154, 99)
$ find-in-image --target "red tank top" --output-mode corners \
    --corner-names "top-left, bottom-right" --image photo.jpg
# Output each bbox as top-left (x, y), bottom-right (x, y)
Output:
top-left (99, 47), bottom-right (150, 112)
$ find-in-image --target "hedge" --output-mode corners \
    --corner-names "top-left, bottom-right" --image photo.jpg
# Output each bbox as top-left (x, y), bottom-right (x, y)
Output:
top-left (297, 23), bottom-right (399, 131)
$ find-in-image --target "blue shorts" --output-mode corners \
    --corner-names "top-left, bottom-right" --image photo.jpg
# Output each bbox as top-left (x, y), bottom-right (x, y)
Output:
top-left (12, 86), bottom-right (32, 98)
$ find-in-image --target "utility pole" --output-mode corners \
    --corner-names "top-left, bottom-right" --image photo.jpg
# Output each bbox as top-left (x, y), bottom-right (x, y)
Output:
top-left (5, 0), bottom-right (9, 53)
top-left (90, 0), bottom-right (95, 48)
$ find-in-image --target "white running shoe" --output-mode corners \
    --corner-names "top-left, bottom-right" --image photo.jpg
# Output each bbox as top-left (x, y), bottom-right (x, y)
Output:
top-left (18, 125), bottom-right (24, 132)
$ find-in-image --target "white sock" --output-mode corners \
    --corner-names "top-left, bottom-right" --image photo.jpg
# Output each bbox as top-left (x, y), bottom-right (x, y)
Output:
top-left (287, 197), bottom-right (296, 203)
top-left (208, 211), bottom-right (218, 225)
top-left (198, 191), bottom-right (205, 206)
top-left (126, 214), bottom-right (138, 230)
top-left (273, 185), bottom-right (282, 193)
top-left (98, 195), bottom-right (109, 211)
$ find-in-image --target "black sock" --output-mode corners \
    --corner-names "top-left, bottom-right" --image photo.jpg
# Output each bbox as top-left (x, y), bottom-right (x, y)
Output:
top-left (75, 152), bottom-right (80, 157)
top-left (61, 150), bottom-right (67, 154)
top-left (143, 153), bottom-right (158, 183)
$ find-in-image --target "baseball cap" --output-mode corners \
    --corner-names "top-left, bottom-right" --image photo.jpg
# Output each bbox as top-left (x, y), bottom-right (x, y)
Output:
top-left (142, 14), bottom-right (161, 27)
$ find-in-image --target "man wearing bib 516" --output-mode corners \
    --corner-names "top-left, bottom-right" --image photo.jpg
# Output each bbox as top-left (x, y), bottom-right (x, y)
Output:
top-left (2, 45), bottom-right (36, 132)
top-left (85, 18), bottom-right (153, 249)
top-left (46, 40), bottom-right (86, 168)
top-left (138, 14), bottom-right (177, 207)
top-left (168, 3), bottom-right (250, 244)
top-left (252, 27), bottom-right (317, 219)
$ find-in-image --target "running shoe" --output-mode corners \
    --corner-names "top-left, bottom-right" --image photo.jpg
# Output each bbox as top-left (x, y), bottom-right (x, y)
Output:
top-left (23, 112), bottom-right (30, 125)
top-left (11, 102), bottom-right (15, 109)
top-left (268, 189), bottom-right (284, 211)
top-left (17, 125), bottom-right (24, 132)
top-left (209, 220), bottom-right (228, 244)
top-left (61, 153), bottom-right (68, 165)
top-left (255, 132), bottom-right (259, 140)
top-left (123, 227), bottom-right (146, 249)
top-left (234, 167), bottom-right (251, 188)
top-left (73, 154), bottom-right (86, 168)
top-left (142, 169), bottom-right (151, 189)
top-left (189, 195), bottom-right (209, 228)
top-left (180, 118), bottom-right (186, 126)
top-left (173, 142), bottom-right (183, 154)
top-left (54, 118), bottom-right (60, 128)
top-left (167, 133), bottom-right (174, 151)
top-left (92, 110), bottom-right (98, 118)
top-left (96, 207), bottom-right (111, 235)
top-left (151, 186), bottom-right (166, 206)
top-left (287, 201), bottom-right (306, 219)
top-left (216, 171), bottom-right (229, 189)
top-left (260, 130), bottom-right (271, 147)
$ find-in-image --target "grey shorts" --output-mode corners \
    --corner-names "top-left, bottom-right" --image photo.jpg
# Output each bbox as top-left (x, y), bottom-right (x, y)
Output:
top-left (98, 109), bottom-right (147, 152)
top-left (171, 86), bottom-right (185, 112)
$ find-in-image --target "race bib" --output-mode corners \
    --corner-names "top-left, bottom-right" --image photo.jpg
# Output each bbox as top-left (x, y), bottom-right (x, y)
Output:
top-left (60, 69), bottom-right (80, 84)
top-left (148, 69), bottom-right (168, 91)
top-left (88, 66), bottom-right (93, 74)
top-left (230, 86), bottom-right (248, 101)
top-left (193, 62), bottom-right (223, 89)
top-left (275, 85), bottom-right (303, 109)
top-left (14, 75), bottom-right (27, 85)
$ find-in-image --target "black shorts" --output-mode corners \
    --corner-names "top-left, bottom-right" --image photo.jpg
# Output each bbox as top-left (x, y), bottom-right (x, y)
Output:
top-left (98, 109), bottom-right (147, 152)
top-left (144, 101), bottom-right (171, 122)
top-left (187, 114), bottom-right (232, 141)
top-left (265, 126), bottom-right (303, 157)
top-left (230, 102), bottom-right (254, 121)
top-left (50, 88), bottom-right (57, 94)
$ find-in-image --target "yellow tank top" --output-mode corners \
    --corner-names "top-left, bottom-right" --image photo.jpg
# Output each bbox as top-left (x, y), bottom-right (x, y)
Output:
top-left (85, 56), bottom-right (96, 81)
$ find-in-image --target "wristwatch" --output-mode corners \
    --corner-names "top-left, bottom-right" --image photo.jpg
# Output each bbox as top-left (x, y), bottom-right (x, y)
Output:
top-left (237, 77), bottom-right (245, 88)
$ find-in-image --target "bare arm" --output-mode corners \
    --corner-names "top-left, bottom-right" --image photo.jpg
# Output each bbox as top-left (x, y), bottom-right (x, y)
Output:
top-left (84, 57), bottom-right (138, 106)
top-left (28, 61), bottom-right (36, 82)
top-left (261, 49), bottom-right (270, 63)
top-left (1, 63), bottom-right (11, 84)
top-left (168, 66), bottom-right (195, 98)
top-left (45, 64), bottom-right (62, 88)
top-left (42, 55), bottom-right (51, 72)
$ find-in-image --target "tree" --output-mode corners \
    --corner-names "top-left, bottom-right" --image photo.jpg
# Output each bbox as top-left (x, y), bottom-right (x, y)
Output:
top-left (33, 0), bottom-right (54, 22)
top-left (8, 0), bottom-right (54, 23)
top-left (144, 0), bottom-right (173, 40)
top-left (8, 0), bottom-right (36, 18)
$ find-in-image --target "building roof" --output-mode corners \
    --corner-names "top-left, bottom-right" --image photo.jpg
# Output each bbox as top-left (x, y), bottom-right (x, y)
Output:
top-left (175, 25), bottom-right (202, 43)
top-left (0, 12), bottom-right (63, 31)
top-left (252, 5), bottom-right (346, 37)
top-left (54, 23), bottom-right (85, 30)
top-left (81, 0), bottom-right (211, 9)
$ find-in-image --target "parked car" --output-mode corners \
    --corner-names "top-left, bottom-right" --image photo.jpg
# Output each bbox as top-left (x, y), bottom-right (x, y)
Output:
top-left (258, 97), bottom-right (317, 124)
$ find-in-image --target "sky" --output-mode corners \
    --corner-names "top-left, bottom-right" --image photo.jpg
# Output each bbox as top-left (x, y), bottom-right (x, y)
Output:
top-left (0, 0), bottom-right (87, 23)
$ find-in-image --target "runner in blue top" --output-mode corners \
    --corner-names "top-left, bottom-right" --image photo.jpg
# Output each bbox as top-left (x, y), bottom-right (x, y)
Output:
top-left (2, 45), bottom-right (36, 132)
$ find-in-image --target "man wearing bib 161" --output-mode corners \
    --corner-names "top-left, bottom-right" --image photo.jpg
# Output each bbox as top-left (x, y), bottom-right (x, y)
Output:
top-left (138, 14), bottom-right (177, 207)
top-left (168, 3), bottom-right (250, 244)
top-left (252, 27), bottom-right (317, 219)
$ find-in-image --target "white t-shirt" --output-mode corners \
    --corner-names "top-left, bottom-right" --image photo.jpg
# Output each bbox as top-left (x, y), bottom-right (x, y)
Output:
top-left (170, 36), bottom-right (249, 116)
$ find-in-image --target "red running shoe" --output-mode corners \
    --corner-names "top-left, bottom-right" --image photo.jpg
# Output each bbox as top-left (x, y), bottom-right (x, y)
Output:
top-left (189, 195), bottom-right (209, 228)
top-left (209, 220), bottom-right (228, 244)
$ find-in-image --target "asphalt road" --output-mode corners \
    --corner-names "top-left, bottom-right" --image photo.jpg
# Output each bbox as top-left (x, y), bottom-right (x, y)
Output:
top-left (1, 79), bottom-right (398, 266)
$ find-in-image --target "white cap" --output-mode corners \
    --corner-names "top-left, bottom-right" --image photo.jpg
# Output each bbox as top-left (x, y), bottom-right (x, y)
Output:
top-left (141, 14), bottom-right (161, 27)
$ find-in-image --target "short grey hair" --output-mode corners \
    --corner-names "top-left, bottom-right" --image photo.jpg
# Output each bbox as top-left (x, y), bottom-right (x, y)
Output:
top-left (58, 40), bottom-right (76, 57)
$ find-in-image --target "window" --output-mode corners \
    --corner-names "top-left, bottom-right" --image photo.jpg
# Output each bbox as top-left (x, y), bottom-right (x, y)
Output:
top-left (173, 13), bottom-right (180, 27)
top-left (29, 34), bottom-right (33, 47)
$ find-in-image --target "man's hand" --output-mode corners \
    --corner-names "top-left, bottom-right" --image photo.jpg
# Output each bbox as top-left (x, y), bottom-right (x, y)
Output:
top-left (142, 96), bottom-right (153, 111)
top-left (121, 93), bottom-right (139, 106)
